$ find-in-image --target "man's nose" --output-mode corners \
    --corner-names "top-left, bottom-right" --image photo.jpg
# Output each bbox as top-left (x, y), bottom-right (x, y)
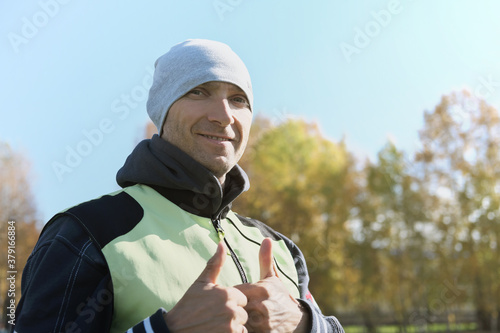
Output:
top-left (207, 98), bottom-right (235, 127)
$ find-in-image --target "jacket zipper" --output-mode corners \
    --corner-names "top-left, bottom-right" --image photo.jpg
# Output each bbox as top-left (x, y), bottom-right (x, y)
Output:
top-left (211, 217), bottom-right (248, 284)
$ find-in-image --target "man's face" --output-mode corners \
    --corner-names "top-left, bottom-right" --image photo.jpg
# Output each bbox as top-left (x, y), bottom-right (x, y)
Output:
top-left (161, 81), bottom-right (252, 183)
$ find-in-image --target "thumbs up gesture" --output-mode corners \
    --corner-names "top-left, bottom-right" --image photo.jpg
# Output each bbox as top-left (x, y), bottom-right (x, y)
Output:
top-left (235, 238), bottom-right (310, 333)
top-left (165, 242), bottom-right (249, 333)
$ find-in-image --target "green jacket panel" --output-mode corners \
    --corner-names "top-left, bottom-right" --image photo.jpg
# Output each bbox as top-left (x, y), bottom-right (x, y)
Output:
top-left (89, 184), bottom-right (300, 332)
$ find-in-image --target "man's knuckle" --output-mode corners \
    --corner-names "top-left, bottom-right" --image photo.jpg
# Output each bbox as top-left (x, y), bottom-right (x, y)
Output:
top-left (247, 310), bottom-right (264, 326)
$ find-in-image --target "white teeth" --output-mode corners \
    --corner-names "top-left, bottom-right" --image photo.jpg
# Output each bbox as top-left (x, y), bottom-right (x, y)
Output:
top-left (204, 135), bottom-right (229, 141)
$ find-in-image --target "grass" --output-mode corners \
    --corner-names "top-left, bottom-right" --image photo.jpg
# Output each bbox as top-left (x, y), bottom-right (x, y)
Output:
top-left (344, 322), bottom-right (478, 333)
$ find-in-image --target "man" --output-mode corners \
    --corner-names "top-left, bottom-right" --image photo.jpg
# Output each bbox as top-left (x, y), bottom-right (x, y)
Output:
top-left (14, 39), bottom-right (344, 332)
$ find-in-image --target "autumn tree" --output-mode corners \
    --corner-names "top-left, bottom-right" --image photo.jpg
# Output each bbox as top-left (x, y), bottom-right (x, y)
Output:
top-left (415, 91), bottom-right (500, 330)
top-left (0, 142), bottom-right (40, 329)
top-left (234, 115), bottom-right (359, 315)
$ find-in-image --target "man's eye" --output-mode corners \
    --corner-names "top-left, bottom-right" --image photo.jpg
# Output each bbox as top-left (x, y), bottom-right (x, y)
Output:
top-left (189, 89), bottom-right (203, 96)
top-left (232, 96), bottom-right (249, 106)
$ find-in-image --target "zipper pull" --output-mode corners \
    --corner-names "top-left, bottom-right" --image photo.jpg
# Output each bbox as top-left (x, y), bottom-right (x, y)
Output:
top-left (212, 217), bottom-right (225, 241)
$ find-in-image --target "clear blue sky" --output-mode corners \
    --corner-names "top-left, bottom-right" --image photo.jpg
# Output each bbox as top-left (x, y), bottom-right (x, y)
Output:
top-left (1, 0), bottom-right (500, 222)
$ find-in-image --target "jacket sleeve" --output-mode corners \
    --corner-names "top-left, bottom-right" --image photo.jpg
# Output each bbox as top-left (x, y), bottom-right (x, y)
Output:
top-left (278, 232), bottom-right (345, 333)
top-left (13, 215), bottom-right (171, 333)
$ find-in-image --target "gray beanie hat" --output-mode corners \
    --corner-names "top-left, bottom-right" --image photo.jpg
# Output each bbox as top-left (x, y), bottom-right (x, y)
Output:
top-left (147, 39), bottom-right (253, 135)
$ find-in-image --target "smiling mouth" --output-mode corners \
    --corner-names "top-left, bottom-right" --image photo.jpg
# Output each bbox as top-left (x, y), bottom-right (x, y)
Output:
top-left (200, 134), bottom-right (234, 142)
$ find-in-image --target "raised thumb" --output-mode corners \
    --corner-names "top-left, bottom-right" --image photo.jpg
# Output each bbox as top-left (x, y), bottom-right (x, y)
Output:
top-left (259, 238), bottom-right (276, 279)
top-left (197, 242), bottom-right (226, 284)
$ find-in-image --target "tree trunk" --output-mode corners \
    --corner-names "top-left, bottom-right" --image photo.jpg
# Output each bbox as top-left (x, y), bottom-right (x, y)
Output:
top-left (476, 308), bottom-right (492, 331)
top-left (361, 310), bottom-right (377, 333)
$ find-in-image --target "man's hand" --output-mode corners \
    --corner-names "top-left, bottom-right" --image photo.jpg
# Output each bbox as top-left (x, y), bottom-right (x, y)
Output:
top-left (164, 242), bottom-right (249, 333)
top-left (235, 238), bottom-right (310, 333)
